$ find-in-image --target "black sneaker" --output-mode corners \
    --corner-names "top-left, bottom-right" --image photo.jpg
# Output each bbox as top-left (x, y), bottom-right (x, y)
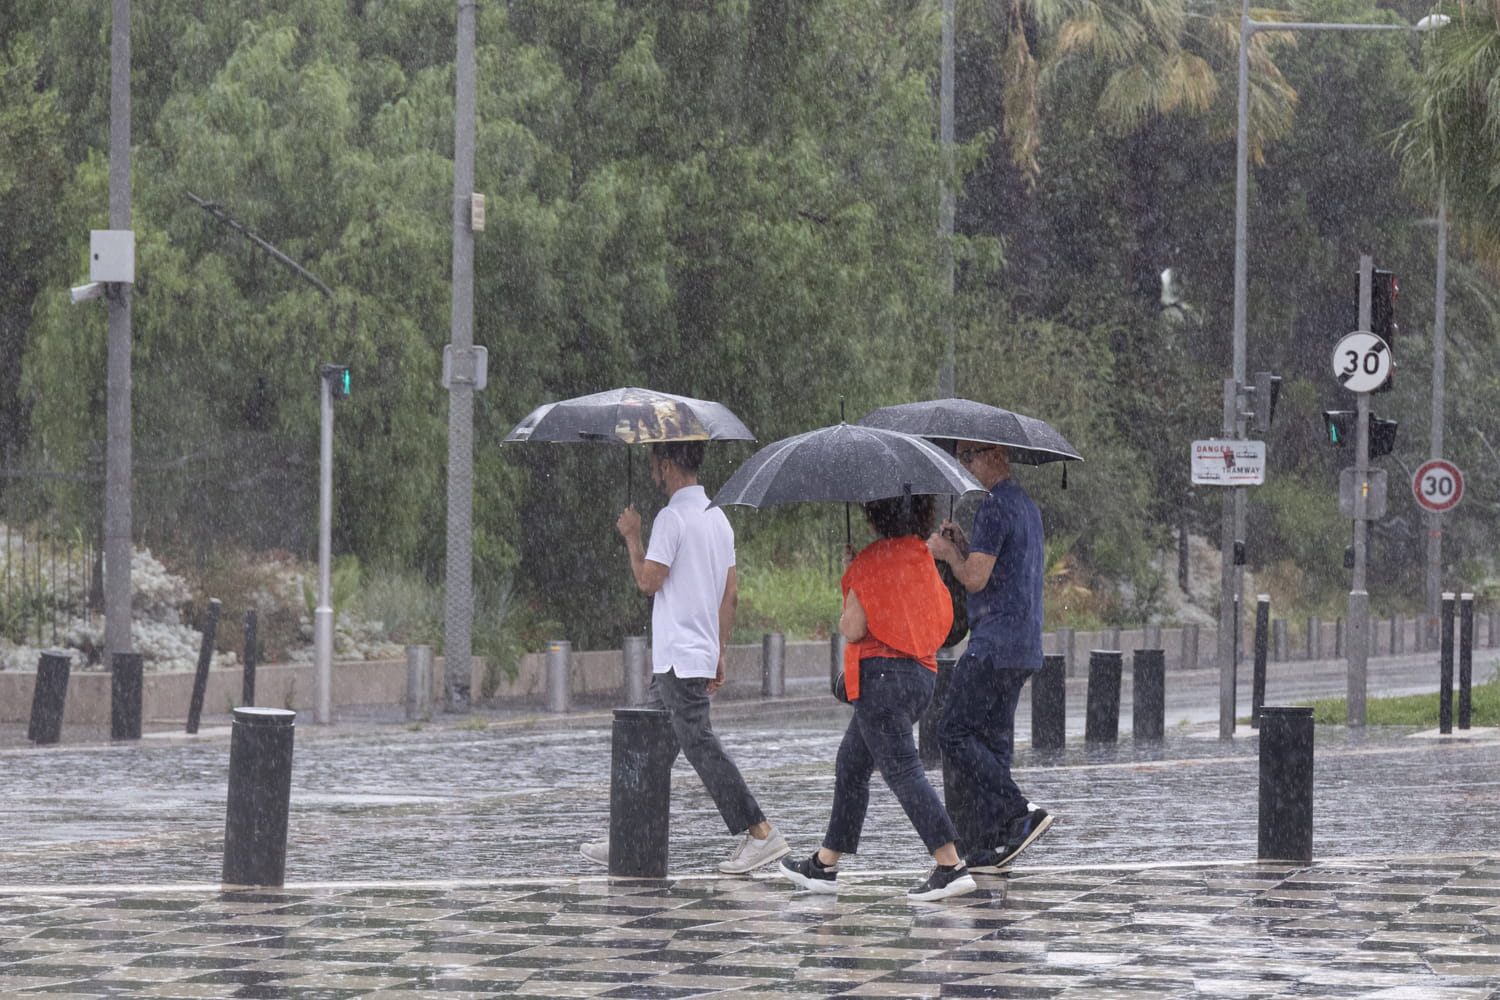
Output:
top-left (993, 807), bottom-right (1053, 869)
top-left (964, 846), bottom-right (1012, 875)
top-left (780, 853), bottom-right (838, 894)
top-left (908, 863), bottom-right (976, 901)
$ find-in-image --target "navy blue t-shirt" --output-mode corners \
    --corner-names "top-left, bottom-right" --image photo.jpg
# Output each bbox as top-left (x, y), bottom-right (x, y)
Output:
top-left (966, 478), bottom-right (1044, 670)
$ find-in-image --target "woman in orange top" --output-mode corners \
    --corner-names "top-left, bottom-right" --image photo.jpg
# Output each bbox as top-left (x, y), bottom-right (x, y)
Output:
top-left (779, 493), bottom-right (975, 901)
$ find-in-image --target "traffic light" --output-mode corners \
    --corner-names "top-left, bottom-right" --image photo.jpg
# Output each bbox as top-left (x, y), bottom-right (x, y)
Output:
top-left (1250, 371), bottom-right (1282, 432)
top-left (1370, 270), bottom-right (1397, 343)
top-left (1322, 410), bottom-right (1396, 456)
top-left (320, 364), bottom-right (351, 399)
top-left (1370, 414), bottom-right (1397, 457)
top-left (1323, 410), bottom-right (1355, 446)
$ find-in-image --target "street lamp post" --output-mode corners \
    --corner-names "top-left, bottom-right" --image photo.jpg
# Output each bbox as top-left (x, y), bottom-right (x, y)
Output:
top-left (1222, 0), bottom-right (1440, 737)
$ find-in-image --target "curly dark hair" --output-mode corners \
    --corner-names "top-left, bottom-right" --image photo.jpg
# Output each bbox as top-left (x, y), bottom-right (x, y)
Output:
top-left (651, 440), bottom-right (706, 473)
top-left (862, 492), bottom-right (935, 539)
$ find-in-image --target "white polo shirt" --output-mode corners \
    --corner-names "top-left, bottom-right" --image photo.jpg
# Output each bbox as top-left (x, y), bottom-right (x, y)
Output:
top-left (644, 484), bottom-right (735, 678)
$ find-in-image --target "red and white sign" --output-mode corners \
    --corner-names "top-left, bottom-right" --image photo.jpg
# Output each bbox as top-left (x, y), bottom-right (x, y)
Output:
top-left (1412, 459), bottom-right (1464, 513)
top-left (1191, 440), bottom-right (1266, 486)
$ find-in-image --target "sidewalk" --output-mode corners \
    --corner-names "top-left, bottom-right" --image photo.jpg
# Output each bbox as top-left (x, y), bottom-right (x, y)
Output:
top-left (0, 652), bottom-right (1498, 997)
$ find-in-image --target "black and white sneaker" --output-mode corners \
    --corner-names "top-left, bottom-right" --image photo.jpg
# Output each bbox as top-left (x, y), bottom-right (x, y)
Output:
top-left (993, 808), bottom-right (1054, 869)
top-left (908, 863), bottom-right (976, 901)
top-left (779, 853), bottom-right (839, 894)
top-left (963, 846), bottom-right (1013, 875)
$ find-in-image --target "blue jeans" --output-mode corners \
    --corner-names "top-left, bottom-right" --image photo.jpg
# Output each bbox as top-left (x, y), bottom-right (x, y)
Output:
top-left (823, 658), bottom-right (958, 856)
top-left (937, 645), bottom-right (1032, 849)
top-left (647, 670), bottom-right (766, 835)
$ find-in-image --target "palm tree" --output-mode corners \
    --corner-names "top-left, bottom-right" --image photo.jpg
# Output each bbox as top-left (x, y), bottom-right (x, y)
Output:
top-left (1396, 0), bottom-right (1500, 261)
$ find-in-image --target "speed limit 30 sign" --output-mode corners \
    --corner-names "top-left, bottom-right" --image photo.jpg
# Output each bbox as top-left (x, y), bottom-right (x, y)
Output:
top-left (1332, 331), bottom-right (1391, 392)
top-left (1413, 459), bottom-right (1464, 513)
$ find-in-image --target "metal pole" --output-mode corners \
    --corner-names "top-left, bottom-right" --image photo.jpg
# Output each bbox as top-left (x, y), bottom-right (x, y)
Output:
top-left (937, 0), bottom-right (956, 397)
top-left (1426, 190), bottom-right (1448, 648)
top-left (314, 372), bottom-right (333, 724)
top-left (104, 0), bottom-right (133, 664)
top-left (443, 0), bottom-right (478, 713)
top-left (1347, 255), bottom-right (1373, 727)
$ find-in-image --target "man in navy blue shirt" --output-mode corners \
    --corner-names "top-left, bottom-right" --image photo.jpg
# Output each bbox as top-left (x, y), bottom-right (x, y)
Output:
top-left (927, 441), bottom-right (1052, 872)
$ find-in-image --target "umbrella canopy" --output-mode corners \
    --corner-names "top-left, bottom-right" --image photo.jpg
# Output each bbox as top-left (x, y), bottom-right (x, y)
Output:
top-left (856, 397), bottom-right (1082, 465)
top-left (713, 423), bottom-right (982, 508)
top-left (503, 387), bottom-right (754, 444)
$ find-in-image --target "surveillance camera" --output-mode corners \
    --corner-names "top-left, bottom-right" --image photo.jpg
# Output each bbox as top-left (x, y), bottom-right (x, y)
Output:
top-left (70, 282), bottom-right (104, 304)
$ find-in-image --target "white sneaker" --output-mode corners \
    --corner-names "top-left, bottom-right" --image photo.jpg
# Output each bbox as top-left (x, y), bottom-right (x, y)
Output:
top-left (579, 840), bottom-right (609, 867)
top-left (719, 827), bottom-right (790, 874)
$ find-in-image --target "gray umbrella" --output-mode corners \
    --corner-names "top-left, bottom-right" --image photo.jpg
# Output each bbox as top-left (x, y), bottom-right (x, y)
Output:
top-left (503, 386), bottom-right (754, 444)
top-left (856, 397), bottom-right (1082, 465)
top-left (712, 423), bottom-right (982, 508)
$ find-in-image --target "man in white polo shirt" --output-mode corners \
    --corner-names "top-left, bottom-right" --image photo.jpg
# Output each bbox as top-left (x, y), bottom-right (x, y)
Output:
top-left (580, 440), bottom-right (788, 874)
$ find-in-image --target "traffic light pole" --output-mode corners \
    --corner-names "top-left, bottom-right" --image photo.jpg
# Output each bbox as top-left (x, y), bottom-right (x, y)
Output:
top-left (1346, 255), bottom-right (1374, 727)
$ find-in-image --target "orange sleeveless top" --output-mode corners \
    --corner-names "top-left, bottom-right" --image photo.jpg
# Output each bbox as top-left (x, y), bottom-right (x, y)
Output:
top-left (839, 536), bottom-right (953, 700)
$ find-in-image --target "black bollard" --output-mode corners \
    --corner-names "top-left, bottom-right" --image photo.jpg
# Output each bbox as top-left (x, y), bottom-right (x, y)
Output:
top-left (242, 609), bottom-right (258, 707)
top-left (1257, 706), bottom-right (1314, 862)
top-left (1084, 649), bottom-right (1122, 744)
top-left (110, 652), bottom-right (143, 741)
top-left (222, 707), bottom-right (296, 886)
top-left (1132, 649), bottom-right (1165, 743)
top-left (1459, 594), bottom-right (1474, 730)
top-left (27, 649), bottom-right (71, 745)
top-left (186, 598), bottom-right (222, 734)
top-left (1031, 653), bottom-right (1066, 750)
top-left (920, 652), bottom-right (956, 768)
top-left (607, 708), bottom-right (677, 878)
top-left (1251, 595), bottom-right (1270, 729)
top-left (1440, 593), bottom-right (1455, 734)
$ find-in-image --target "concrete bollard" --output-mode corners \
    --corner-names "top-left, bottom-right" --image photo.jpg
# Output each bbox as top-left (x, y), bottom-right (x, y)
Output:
top-left (623, 635), bottom-right (649, 707)
top-left (1335, 617), bottom-right (1344, 657)
top-left (1258, 706), bottom-right (1314, 862)
top-left (1085, 649), bottom-right (1122, 744)
top-left (1440, 594), bottom-right (1455, 734)
top-left (1143, 624), bottom-right (1161, 652)
top-left (607, 708), bottom-right (676, 878)
top-left (1132, 649), bottom-right (1165, 743)
top-left (1273, 619), bottom-right (1288, 663)
top-left (1392, 613), bottom-right (1405, 655)
top-left (243, 609), bottom-right (259, 707)
top-left (186, 598), bottom-right (222, 734)
top-left (222, 707), bottom-right (296, 886)
top-left (1101, 627), bottom-right (1121, 654)
top-left (28, 649), bottom-right (72, 745)
top-left (405, 645), bottom-right (433, 722)
top-left (1307, 616), bottom-right (1322, 660)
top-left (1251, 596), bottom-right (1270, 729)
top-left (1181, 624), bottom-right (1199, 672)
top-left (761, 632), bottom-right (785, 698)
top-left (110, 652), bottom-right (143, 741)
top-left (1031, 653), bottom-right (1066, 750)
top-left (920, 651), bottom-right (956, 769)
top-left (546, 640), bottom-right (571, 714)
top-left (1056, 627), bottom-right (1076, 677)
top-left (1459, 594), bottom-right (1474, 730)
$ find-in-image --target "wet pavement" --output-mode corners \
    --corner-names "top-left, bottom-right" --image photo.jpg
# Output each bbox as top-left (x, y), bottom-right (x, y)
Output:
top-left (1, 651), bottom-right (1498, 997)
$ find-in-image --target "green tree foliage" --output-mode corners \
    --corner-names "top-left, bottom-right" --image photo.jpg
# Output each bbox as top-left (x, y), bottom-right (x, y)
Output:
top-left (6, 0), bottom-right (1500, 652)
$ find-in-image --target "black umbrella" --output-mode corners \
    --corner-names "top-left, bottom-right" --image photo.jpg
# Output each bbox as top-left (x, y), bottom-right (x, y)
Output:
top-left (712, 423), bottom-right (982, 509)
top-left (856, 397), bottom-right (1082, 465)
top-left (503, 386), bottom-right (754, 444)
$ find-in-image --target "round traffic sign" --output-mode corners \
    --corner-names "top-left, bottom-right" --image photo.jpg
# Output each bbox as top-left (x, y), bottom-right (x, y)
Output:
top-left (1331, 331), bottom-right (1391, 392)
top-left (1412, 459), bottom-right (1463, 513)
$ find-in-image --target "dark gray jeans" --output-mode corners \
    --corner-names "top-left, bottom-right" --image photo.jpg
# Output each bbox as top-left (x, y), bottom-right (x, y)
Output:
top-left (647, 669), bottom-right (766, 836)
top-left (823, 657), bottom-right (958, 856)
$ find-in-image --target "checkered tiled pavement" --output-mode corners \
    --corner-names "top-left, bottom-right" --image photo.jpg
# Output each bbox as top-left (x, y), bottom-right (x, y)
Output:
top-left (2, 857), bottom-right (1498, 998)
